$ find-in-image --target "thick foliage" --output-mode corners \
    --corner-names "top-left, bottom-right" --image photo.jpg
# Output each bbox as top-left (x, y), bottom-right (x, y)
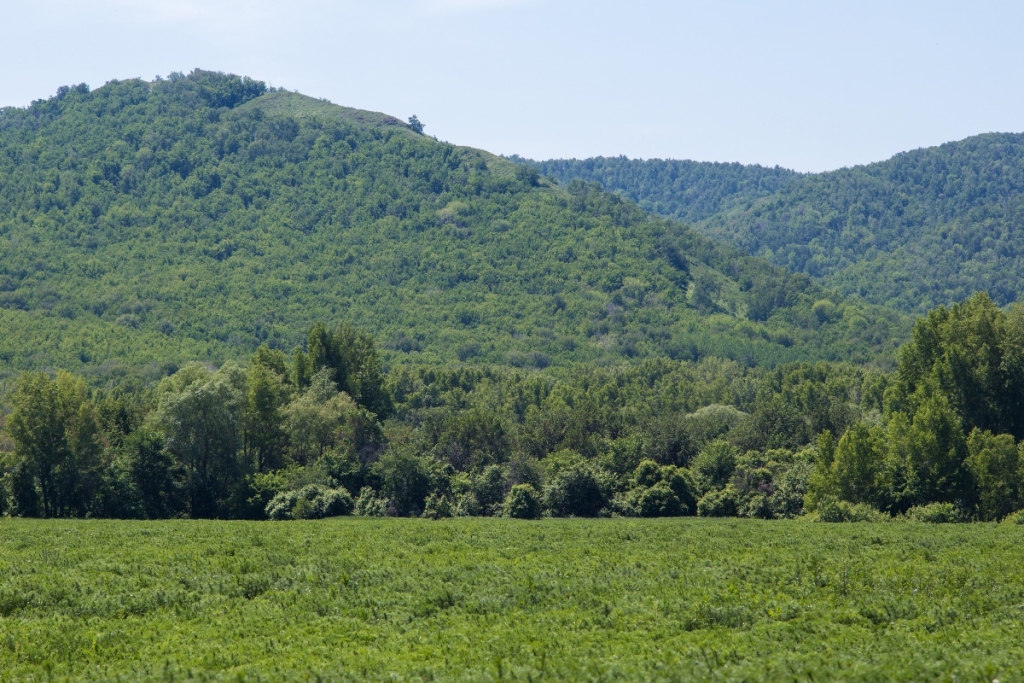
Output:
top-left (809, 295), bottom-right (1024, 520)
top-left (0, 324), bottom-right (883, 519)
top-left (265, 484), bottom-right (353, 520)
top-left (5, 293), bottom-right (1021, 522)
top-left (520, 155), bottom-right (798, 223)
top-left (0, 71), bottom-right (904, 379)
top-left (528, 135), bottom-right (1024, 311)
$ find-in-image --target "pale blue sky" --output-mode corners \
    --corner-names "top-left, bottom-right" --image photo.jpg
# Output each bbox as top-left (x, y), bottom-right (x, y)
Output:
top-left (3, 0), bottom-right (1022, 171)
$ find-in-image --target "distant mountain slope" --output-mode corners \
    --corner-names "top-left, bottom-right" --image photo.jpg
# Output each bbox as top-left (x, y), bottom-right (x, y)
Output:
top-left (520, 156), bottom-right (799, 224)
top-left (526, 135), bottom-right (1024, 312)
top-left (0, 71), bottom-right (905, 379)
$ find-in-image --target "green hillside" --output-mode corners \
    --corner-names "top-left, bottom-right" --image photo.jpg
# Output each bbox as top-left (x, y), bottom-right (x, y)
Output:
top-left (528, 135), bottom-right (1024, 312)
top-left (0, 70), bottom-right (905, 380)
top-left (522, 156), bottom-right (799, 224)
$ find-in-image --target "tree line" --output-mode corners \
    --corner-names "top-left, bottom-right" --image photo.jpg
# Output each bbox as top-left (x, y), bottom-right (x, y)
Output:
top-left (1, 293), bottom-right (1022, 522)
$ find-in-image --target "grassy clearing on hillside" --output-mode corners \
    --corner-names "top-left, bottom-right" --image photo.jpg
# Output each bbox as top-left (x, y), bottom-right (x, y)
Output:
top-left (0, 518), bottom-right (1021, 682)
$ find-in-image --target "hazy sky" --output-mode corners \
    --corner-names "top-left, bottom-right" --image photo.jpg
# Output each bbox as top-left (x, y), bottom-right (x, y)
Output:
top-left (3, 0), bottom-right (1023, 172)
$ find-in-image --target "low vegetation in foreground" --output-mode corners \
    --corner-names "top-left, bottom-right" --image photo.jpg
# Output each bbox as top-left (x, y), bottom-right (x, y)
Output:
top-left (1, 517), bottom-right (1023, 682)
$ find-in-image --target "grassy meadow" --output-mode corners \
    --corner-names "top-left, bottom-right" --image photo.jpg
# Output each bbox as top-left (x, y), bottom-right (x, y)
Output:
top-left (0, 518), bottom-right (1022, 682)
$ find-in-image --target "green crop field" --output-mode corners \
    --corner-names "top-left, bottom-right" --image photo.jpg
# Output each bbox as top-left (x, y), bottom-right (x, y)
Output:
top-left (0, 519), bottom-right (1022, 682)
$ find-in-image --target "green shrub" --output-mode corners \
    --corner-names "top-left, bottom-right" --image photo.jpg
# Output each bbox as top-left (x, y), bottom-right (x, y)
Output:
top-left (354, 486), bottom-right (390, 517)
top-left (630, 459), bottom-right (662, 489)
top-left (1000, 509), bottom-right (1024, 524)
top-left (692, 440), bottom-right (738, 494)
top-left (621, 460), bottom-right (696, 517)
top-left (603, 435), bottom-right (647, 477)
top-left (661, 466), bottom-right (698, 514)
top-left (503, 484), bottom-right (542, 519)
top-left (542, 463), bottom-right (608, 517)
top-left (264, 488), bottom-right (294, 520)
top-left (738, 493), bottom-right (774, 519)
top-left (635, 483), bottom-right (682, 518)
top-left (770, 459), bottom-right (812, 518)
top-left (3, 461), bottom-right (40, 518)
top-left (907, 502), bottom-right (961, 524)
top-left (422, 493), bottom-right (454, 519)
top-left (371, 448), bottom-right (431, 516)
top-left (265, 484), bottom-right (353, 520)
top-left (814, 496), bottom-right (885, 523)
top-left (472, 465), bottom-right (508, 514)
top-left (697, 485), bottom-right (739, 517)
top-left (452, 492), bottom-right (482, 517)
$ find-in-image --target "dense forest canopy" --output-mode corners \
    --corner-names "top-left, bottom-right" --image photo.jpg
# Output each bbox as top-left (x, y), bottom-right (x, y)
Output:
top-left (526, 135), bottom-right (1024, 312)
top-left (0, 70), bottom-right (905, 385)
top-left (2, 296), bottom-right (1023, 523)
top-left (519, 156), bottom-right (799, 224)
top-left (0, 320), bottom-right (876, 520)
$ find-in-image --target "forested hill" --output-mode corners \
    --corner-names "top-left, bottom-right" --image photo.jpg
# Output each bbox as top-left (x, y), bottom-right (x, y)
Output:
top-left (0, 70), bottom-right (905, 380)
top-left (518, 156), bottom-right (800, 224)
top-left (526, 134), bottom-right (1024, 312)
